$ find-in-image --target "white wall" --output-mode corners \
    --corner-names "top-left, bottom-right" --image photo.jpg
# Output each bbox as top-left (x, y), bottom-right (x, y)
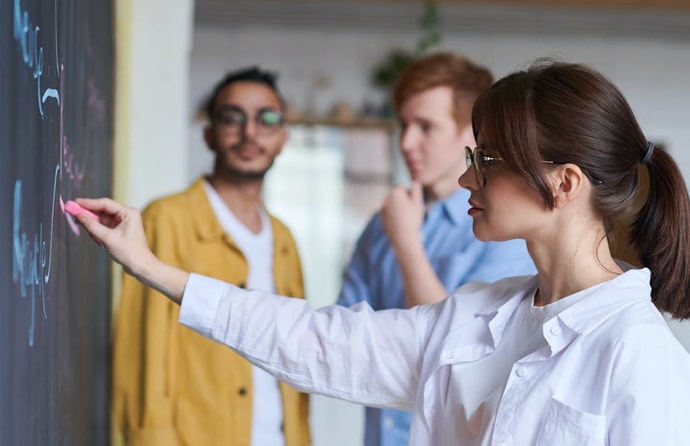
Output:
top-left (116, 0), bottom-right (194, 209)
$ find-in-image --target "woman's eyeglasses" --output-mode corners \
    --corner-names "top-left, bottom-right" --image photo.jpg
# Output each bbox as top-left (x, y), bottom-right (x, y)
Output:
top-left (464, 146), bottom-right (603, 187)
top-left (465, 146), bottom-right (558, 188)
top-left (212, 105), bottom-right (285, 136)
top-left (465, 146), bottom-right (507, 187)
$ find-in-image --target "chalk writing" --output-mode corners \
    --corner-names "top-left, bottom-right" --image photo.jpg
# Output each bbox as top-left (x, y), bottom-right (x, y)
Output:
top-left (60, 65), bottom-right (85, 184)
top-left (2, 0), bottom-right (113, 441)
top-left (11, 165), bottom-right (59, 346)
top-left (10, 1), bottom-right (94, 347)
top-left (13, 0), bottom-right (60, 117)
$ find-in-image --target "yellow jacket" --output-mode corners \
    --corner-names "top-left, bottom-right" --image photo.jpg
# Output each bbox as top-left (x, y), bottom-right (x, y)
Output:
top-left (112, 178), bottom-right (310, 446)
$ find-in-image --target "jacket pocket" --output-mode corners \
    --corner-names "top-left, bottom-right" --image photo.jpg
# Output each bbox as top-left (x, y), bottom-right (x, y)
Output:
top-left (535, 398), bottom-right (606, 446)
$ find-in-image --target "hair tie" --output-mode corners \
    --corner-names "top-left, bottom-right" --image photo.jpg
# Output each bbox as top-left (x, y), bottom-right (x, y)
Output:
top-left (641, 141), bottom-right (655, 164)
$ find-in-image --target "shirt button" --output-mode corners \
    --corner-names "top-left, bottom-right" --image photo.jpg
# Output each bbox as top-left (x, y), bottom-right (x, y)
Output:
top-left (550, 325), bottom-right (562, 336)
top-left (238, 387), bottom-right (247, 396)
top-left (515, 366), bottom-right (526, 378)
top-left (384, 417), bottom-right (395, 428)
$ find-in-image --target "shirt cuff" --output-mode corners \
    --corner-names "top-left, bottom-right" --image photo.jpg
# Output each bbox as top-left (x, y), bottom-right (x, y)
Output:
top-left (178, 273), bottom-right (227, 338)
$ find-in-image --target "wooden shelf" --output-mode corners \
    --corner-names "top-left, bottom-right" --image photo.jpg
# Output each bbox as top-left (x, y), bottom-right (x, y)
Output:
top-left (287, 117), bottom-right (396, 130)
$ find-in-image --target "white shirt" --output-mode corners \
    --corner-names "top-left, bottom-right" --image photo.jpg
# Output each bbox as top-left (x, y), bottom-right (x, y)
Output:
top-left (179, 268), bottom-right (690, 445)
top-left (204, 182), bottom-right (284, 446)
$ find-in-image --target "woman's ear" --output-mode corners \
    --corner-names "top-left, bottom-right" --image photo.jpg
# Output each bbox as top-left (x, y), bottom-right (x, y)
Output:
top-left (551, 163), bottom-right (586, 208)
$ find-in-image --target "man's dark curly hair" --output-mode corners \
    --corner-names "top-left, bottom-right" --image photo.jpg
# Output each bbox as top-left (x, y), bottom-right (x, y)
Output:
top-left (200, 66), bottom-right (285, 121)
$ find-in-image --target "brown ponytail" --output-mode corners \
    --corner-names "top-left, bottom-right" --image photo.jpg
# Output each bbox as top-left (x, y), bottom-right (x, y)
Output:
top-left (632, 147), bottom-right (690, 318)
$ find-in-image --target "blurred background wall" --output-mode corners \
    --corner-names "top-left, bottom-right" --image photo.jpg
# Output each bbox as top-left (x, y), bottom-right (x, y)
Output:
top-left (115, 1), bottom-right (690, 444)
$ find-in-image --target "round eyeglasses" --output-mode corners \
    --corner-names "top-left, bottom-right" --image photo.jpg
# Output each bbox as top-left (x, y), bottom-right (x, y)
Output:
top-left (212, 105), bottom-right (285, 136)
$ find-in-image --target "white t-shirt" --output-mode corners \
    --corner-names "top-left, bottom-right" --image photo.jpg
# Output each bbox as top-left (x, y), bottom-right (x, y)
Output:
top-left (204, 181), bottom-right (284, 446)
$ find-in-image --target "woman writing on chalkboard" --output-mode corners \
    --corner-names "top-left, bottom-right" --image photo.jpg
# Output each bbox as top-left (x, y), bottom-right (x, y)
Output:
top-left (76, 60), bottom-right (690, 445)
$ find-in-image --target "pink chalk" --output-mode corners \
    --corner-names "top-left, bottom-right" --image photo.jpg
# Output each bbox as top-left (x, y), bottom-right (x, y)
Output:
top-left (64, 200), bottom-right (98, 220)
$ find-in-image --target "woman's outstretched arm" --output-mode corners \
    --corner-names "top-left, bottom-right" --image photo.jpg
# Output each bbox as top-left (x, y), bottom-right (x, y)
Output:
top-left (74, 197), bottom-right (430, 409)
top-left (75, 197), bottom-right (189, 304)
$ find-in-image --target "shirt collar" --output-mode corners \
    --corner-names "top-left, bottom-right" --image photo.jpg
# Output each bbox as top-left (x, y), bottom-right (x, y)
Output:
top-left (187, 177), bottom-right (226, 241)
top-left (556, 268), bottom-right (652, 336)
top-left (476, 269), bottom-right (652, 344)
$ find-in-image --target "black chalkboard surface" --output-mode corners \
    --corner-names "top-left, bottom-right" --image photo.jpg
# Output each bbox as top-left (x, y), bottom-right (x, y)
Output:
top-left (1, 0), bottom-right (114, 444)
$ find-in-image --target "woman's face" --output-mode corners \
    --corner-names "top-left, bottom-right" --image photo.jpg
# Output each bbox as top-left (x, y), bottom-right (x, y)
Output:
top-left (458, 143), bottom-right (551, 243)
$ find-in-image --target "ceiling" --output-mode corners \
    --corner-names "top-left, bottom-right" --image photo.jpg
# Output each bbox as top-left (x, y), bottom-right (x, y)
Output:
top-left (195, 0), bottom-right (690, 40)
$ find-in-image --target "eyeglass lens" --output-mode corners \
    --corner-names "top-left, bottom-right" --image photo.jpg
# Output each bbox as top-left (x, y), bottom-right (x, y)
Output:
top-left (465, 146), bottom-right (485, 186)
top-left (214, 105), bottom-right (284, 134)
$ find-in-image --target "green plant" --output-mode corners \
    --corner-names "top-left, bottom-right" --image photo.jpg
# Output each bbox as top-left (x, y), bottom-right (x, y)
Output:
top-left (371, 50), bottom-right (415, 89)
top-left (370, 1), bottom-right (442, 91)
top-left (416, 1), bottom-right (441, 54)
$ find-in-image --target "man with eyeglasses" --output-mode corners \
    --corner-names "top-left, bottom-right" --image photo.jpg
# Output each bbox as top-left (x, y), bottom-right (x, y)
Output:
top-left (337, 53), bottom-right (536, 446)
top-left (111, 67), bottom-right (310, 446)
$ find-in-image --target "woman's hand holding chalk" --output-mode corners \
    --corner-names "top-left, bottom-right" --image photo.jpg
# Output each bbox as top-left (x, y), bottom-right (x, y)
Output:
top-left (64, 200), bottom-right (99, 220)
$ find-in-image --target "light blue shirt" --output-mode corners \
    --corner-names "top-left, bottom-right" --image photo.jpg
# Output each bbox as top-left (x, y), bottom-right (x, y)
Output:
top-left (336, 187), bottom-right (536, 446)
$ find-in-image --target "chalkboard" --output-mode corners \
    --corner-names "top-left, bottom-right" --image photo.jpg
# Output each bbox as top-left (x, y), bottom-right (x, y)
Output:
top-left (1, 0), bottom-right (114, 444)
